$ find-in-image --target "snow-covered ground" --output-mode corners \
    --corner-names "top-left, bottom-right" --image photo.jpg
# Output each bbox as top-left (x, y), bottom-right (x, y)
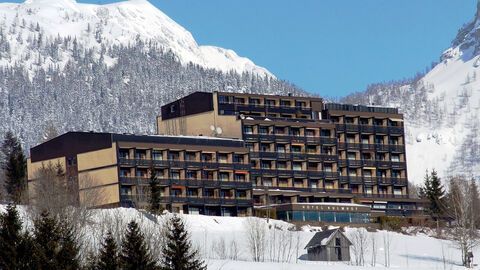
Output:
top-left (6, 205), bottom-right (475, 270)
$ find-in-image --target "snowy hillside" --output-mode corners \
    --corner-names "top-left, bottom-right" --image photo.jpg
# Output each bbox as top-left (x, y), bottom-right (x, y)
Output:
top-left (343, 3), bottom-right (480, 184)
top-left (6, 205), bottom-right (474, 270)
top-left (0, 0), bottom-right (272, 77)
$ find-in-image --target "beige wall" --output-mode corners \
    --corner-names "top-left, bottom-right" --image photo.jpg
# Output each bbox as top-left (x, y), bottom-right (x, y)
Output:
top-left (78, 167), bottom-right (118, 189)
top-left (27, 156), bottom-right (66, 180)
top-left (77, 143), bottom-right (117, 171)
top-left (79, 184), bottom-right (120, 206)
top-left (158, 112), bottom-right (242, 139)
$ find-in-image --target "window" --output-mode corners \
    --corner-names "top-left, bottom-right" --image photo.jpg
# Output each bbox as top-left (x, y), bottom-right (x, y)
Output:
top-left (346, 135), bottom-right (355, 143)
top-left (170, 104), bottom-right (176, 113)
top-left (234, 174), bottom-right (246, 182)
top-left (249, 98), bottom-right (260, 105)
top-left (321, 130), bottom-right (331, 137)
top-left (119, 149), bottom-right (129, 159)
top-left (186, 170), bottom-right (197, 180)
top-left (295, 101), bottom-right (306, 108)
top-left (293, 162), bottom-right (302, 171)
top-left (376, 153), bottom-right (386, 161)
top-left (308, 162), bottom-right (318, 170)
top-left (136, 169), bottom-right (147, 178)
top-left (152, 150), bottom-right (163, 160)
top-left (236, 190), bottom-right (247, 199)
top-left (374, 119), bottom-right (384, 126)
top-left (291, 145), bottom-right (301, 153)
top-left (185, 152), bottom-right (196, 161)
top-left (280, 100), bottom-right (291, 107)
top-left (245, 143), bottom-right (254, 152)
top-left (277, 161), bottom-right (287, 169)
top-left (219, 172), bottom-right (229, 181)
top-left (187, 188), bottom-right (199, 197)
top-left (310, 180), bottom-right (318, 188)
top-left (389, 137), bottom-right (399, 145)
top-left (294, 179), bottom-right (303, 187)
top-left (365, 187), bottom-right (373, 195)
top-left (307, 145), bottom-right (316, 154)
top-left (324, 164), bottom-right (333, 172)
top-left (258, 126), bottom-right (268, 134)
top-left (243, 126), bottom-right (253, 134)
top-left (234, 97), bottom-right (245, 104)
top-left (290, 128), bottom-right (300, 136)
top-left (261, 161), bottom-right (272, 169)
top-left (391, 154), bottom-right (400, 162)
top-left (277, 144), bottom-right (286, 153)
top-left (391, 170), bottom-right (401, 178)
top-left (360, 118), bottom-right (369, 125)
top-left (170, 188), bottom-right (182, 197)
top-left (201, 153), bottom-right (213, 162)
top-left (170, 170), bottom-right (180, 179)
top-left (394, 188), bottom-right (403, 196)
top-left (119, 169), bottom-right (130, 177)
top-left (260, 143), bottom-right (270, 152)
top-left (202, 171), bottom-right (214, 180)
top-left (265, 99), bottom-right (276, 106)
top-left (306, 129), bottom-right (315, 137)
top-left (135, 149), bottom-right (146, 159)
top-left (234, 154), bottom-right (245, 163)
top-left (168, 151), bottom-right (179, 161)
top-left (375, 135), bottom-right (384, 144)
top-left (361, 136), bottom-right (369, 144)
top-left (363, 170), bottom-right (372, 178)
top-left (262, 178), bottom-right (273, 187)
top-left (345, 117), bottom-right (354, 124)
top-left (278, 178), bottom-right (288, 187)
top-left (347, 152), bottom-right (356, 160)
top-left (275, 127), bottom-right (285, 135)
top-left (218, 153), bottom-right (228, 163)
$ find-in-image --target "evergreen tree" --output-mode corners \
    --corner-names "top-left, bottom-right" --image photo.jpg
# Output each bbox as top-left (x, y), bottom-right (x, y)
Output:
top-left (32, 211), bottom-right (62, 269)
top-left (0, 203), bottom-right (23, 269)
top-left (1, 132), bottom-right (27, 203)
top-left (423, 169), bottom-right (445, 220)
top-left (56, 223), bottom-right (80, 270)
top-left (469, 178), bottom-right (480, 228)
top-left (149, 163), bottom-right (161, 214)
top-left (32, 210), bottom-right (80, 270)
top-left (120, 220), bottom-right (156, 270)
top-left (161, 215), bottom-right (206, 270)
top-left (98, 230), bottom-right (119, 270)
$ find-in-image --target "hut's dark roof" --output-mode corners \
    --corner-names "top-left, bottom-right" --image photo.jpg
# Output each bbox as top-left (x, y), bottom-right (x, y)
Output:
top-left (305, 229), bottom-right (352, 249)
top-left (304, 229), bottom-right (337, 249)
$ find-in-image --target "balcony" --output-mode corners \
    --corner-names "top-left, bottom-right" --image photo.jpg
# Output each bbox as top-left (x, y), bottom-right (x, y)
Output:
top-left (254, 186), bottom-right (352, 195)
top-left (335, 124), bottom-right (404, 136)
top-left (118, 158), bottom-right (249, 171)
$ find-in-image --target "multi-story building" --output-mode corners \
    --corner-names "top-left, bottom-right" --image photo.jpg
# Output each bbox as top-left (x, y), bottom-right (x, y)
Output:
top-left (27, 132), bottom-right (253, 216)
top-left (158, 91), bottom-right (420, 217)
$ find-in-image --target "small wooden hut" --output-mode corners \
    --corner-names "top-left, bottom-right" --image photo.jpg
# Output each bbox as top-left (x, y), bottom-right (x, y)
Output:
top-left (304, 228), bottom-right (352, 261)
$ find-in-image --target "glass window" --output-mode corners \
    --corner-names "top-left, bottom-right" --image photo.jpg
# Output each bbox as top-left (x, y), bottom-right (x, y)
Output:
top-left (152, 150), bottom-right (163, 160)
top-left (307, 211), bottom-right (318, 221)
top-left (391, 154), bottom-right (400, 162)
top-left (293, 211), bottom-right (304, 221)
top-left (258, 126), bottom-right (268, 134)
top-left (277, 144), bottom-right (286, 153)
top-left (243, 126), bottom-right (253, 134)
top-left (324, 212), bottom-right (335, 222)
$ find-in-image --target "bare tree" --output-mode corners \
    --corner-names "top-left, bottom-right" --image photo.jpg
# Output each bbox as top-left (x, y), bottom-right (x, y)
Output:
top-left (445, 176), bottom-right (480, 267)
top-left (350, 228), bottom-right (369, 266)
top-left (370, 233), bottom-right (377, 266)
top-left (244, 217), bottom-right (266, 262)
top-left (383, 231), bottom-right (392, 267)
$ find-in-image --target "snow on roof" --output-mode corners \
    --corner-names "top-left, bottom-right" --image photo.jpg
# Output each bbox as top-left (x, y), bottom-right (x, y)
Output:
top-left (150, 134), bottom-right (243, 142)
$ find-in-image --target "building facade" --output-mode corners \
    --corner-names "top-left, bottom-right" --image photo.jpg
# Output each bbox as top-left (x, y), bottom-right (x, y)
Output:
top-left (27, 132), bottom-right (253, 216)
top-left (158, 91), bottom-right (421, 216)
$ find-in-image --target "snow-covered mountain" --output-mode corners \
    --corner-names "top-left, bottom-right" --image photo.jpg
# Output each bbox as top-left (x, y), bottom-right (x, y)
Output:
top-left (0, 0), bottom-right (272, 77)
top-left (343, 2), bottom-right (480, 184)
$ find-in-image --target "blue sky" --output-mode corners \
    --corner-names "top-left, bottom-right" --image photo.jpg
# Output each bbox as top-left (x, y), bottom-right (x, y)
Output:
top-left (4, 0), bottom-right (476, 97)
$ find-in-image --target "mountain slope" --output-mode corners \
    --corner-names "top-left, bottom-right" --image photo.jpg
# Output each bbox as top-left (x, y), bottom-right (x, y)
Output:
top-left (343, 3), bottom-right (480, 184)
top-left (0, 0), bottom-right (272, 77)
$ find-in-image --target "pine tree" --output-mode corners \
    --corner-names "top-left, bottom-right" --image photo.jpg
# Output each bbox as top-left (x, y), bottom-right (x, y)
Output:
top-left (422, 169), bottom-right (445, 225)
top-left (32, 210), bottom-right (79, 270)
top-left (120, 220), bottom-right (156, 270)
top-left (98, 230), bottom-right (119, 270)
top-left (149, 164), bottom-right (161, 214)
top-left (56, 223), bottom-right (80, 270)
top-left (32, 211), bottom-right (62, 269)
top-left (0, 203), bottom-right (23, 269)
top-left (161, 215), bottom-right (206, 270)
top-left (1, 132), bottom-right (27, 203)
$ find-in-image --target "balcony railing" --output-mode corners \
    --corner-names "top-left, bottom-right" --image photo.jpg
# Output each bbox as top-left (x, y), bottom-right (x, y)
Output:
top-left (337, 176), bottom-right (407, 186)
top-left (335, 124), bottom-right (404, 135)
top-left (118, 158), bottom-right (250, 170)
top-left (250, 151), bottom-right (337, 162)
top-left (254, 186), bottom-right (352, 194)
top-left (119, 177), bottom-right (252, 189)
top-left (120, 195), bottom-right (253, 206)
top-left (243, 133), bottom-right (336, 145)
top-left (251, 169), bottom-right (339, 179)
